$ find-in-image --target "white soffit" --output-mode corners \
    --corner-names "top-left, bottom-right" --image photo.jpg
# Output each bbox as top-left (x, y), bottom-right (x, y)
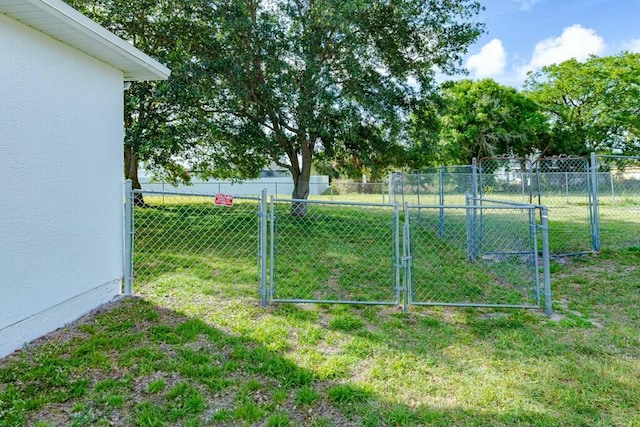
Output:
top-left (0, 0), bottom-right (171, 81)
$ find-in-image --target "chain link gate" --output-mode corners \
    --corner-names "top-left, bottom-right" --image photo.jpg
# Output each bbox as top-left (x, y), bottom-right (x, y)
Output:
top-left (124, 184), bottom-right (268, 300)
top-left (479, 156), bottom-right (594, 256)
top-left (403, 200), bottom-right (551, 313)
top-left (124, 183), bottom-right (552, 314)
top-left (592, 154), bottom-right (640, 251)
top-left (269, 198), bottom-right (401, 306)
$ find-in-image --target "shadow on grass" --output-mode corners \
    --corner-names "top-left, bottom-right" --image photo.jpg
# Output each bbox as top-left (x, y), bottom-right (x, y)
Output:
top-left (267, 295), bottom-right (640, 427)
top-left (0, 297), bottom-right (586, 427)
top-left (104, 201), bottom-right (640, 425)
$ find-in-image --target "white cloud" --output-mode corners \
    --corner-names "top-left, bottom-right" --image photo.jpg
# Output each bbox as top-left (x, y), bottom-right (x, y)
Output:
top-left (517, 24), bottom-right (606, 80)
top-left (622, 38), bottom-right (640, 53)
top-left (514, 0), bottom-right (539, 11)
top-left (466, 38), bottom-right (507, 79)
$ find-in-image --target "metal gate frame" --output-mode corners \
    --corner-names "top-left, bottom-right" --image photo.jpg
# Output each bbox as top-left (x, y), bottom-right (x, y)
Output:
top-left (267, 197), bottom-right (402, 307)
top-left (123, 182), bottom-right (268, 302)
top-left (402, 200), bottom-right (552, 315)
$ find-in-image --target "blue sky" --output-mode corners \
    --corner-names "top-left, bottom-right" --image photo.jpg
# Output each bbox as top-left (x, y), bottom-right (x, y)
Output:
top-left (461, 0), bottom-right (640, 87)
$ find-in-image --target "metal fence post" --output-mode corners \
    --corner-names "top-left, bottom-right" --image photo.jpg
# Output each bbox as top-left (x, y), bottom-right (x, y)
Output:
top-left (465, 192), bottom-right (474, 262)
top-left (610, 171), bottom-right (616, 205)
top-left (123, 179), bottom-right (133, 295)
top-left (269, 195), bottom-right (276, 300)
top-left (439, 166), bottom-right (445, 237)
top-left (401, 172), bottom-right (404, 206)
top-left (260, 188), bottom-right (268, 306)
top-left (540, 207), bottom-right (553, 316)
top-left (530, 207), bottom-right (542, 305)
top-left (394, 203), bottom-right (404, 311)
top-left (471, 159), bottom-right (480, 260)
top-left (590, 152), bottom-right (601, 251)
top-left (472, 158), bottom-right (478, 200)
top-left (402, 203), bottom-right (411, 312)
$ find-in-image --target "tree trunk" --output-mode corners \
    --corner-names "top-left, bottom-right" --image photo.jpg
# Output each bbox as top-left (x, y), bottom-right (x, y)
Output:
top-left (124, 146), bottom-right (146, 207)
top-left (291, 165), bottom-right (311, 217)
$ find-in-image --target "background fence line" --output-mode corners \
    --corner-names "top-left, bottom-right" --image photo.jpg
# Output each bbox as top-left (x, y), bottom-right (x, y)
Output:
top-left (389, 153), bottom-right (640, 255)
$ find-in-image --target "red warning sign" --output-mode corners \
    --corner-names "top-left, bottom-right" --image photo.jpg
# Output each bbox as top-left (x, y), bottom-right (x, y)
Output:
top-left (214, 193), bottom-right (234, 207)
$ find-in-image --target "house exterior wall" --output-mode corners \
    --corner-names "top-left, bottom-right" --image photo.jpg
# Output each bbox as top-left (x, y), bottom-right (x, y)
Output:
top-left (0, 14), bottom-right (124, 357)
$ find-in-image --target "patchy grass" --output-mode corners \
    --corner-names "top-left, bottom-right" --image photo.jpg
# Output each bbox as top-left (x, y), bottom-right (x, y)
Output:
top-left (1, 204), bottom-right (639, 426)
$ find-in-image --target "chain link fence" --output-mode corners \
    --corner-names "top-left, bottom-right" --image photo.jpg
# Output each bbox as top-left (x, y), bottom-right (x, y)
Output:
top-left (123, 153), bottom-right (639, 314)
top-left (269, 198), bottom-right (400, 305)
top-left (594, 155), bottom-right (640, 250)
top-left (479, 156), bottom-right (533, 204)
top-left (478, 156), bottom-right (594, 256)
top-left (405, 199), bottom-right (549, 310)
top-left (125, 185), bottom-right (553, 313)
top-left (532, 157), bottom-right (594, 256)
top-left (389, 166), bottom-right (475, 207)
top-left (127, 189), bottom-right (266, 300)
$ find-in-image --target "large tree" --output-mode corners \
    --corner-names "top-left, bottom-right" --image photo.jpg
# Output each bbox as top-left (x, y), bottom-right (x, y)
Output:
top-left (65, 0), bottom-right (228, 206)
top-left (423, 79), bottom-right (550, 165)
top-left (197, 0), bottom-right (484, 212)
top-left (524, 52), bottom-right (640, 157)
top-left (66, 0), bottom-right (483, 210)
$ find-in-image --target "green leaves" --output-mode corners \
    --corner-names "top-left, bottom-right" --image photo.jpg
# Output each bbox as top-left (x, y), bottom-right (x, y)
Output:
top-left (525, 52), bottom-right (640, 156)
top-left (64, 0), bottom-right (483, 193)
top-left (420, 79), bottom-right (549, 165)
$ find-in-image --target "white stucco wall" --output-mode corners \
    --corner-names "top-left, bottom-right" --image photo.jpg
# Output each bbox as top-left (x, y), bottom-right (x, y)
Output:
top-left (0, 14), bottom-right (124, 357)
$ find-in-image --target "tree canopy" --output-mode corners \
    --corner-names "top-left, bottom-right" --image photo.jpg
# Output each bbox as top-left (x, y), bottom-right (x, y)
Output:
top-left (524, 52), bottom-right (640, 156)
top-left (65, 0), bottom-right (224, 206)
top-left (196, 0), bottom-right (484, 204)
top-left (66, 0), bottom-right (484, 203)
top-left (412, 79), bottom-right (550, 165)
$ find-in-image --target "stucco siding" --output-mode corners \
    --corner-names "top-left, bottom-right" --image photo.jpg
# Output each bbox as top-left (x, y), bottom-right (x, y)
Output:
top-left (0, 13), bottom-right (124, 357)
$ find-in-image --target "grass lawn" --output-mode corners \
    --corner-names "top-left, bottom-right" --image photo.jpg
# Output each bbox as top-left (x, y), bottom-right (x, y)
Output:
top-left (1, 202), bottom-right (639, 426)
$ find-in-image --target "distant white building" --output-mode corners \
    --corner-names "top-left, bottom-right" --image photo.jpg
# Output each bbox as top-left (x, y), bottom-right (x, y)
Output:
top-left (139, 171), bottom-right (330, 197)
top-left (0, 0), bottom-right (170, 358)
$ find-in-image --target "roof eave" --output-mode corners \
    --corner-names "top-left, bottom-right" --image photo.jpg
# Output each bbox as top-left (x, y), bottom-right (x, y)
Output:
top-left (0, 0), bottom-right (171, 81)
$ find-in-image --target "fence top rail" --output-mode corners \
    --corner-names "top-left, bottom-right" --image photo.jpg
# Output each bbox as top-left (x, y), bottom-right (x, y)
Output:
top-left (406, 202), bottom-right (540, 211)
top-left (596, 154), bottom-right (640, 160)
top-left (133, 189), bottom-right (261, 202)
top-left (466, 196), bottom-right (544, 209)
top-left (272, 197), bottom-right (397, 208)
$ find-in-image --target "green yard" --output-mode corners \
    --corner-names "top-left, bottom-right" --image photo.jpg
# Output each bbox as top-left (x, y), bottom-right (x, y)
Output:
top-left (1, 200), bottom-right (639, 426)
